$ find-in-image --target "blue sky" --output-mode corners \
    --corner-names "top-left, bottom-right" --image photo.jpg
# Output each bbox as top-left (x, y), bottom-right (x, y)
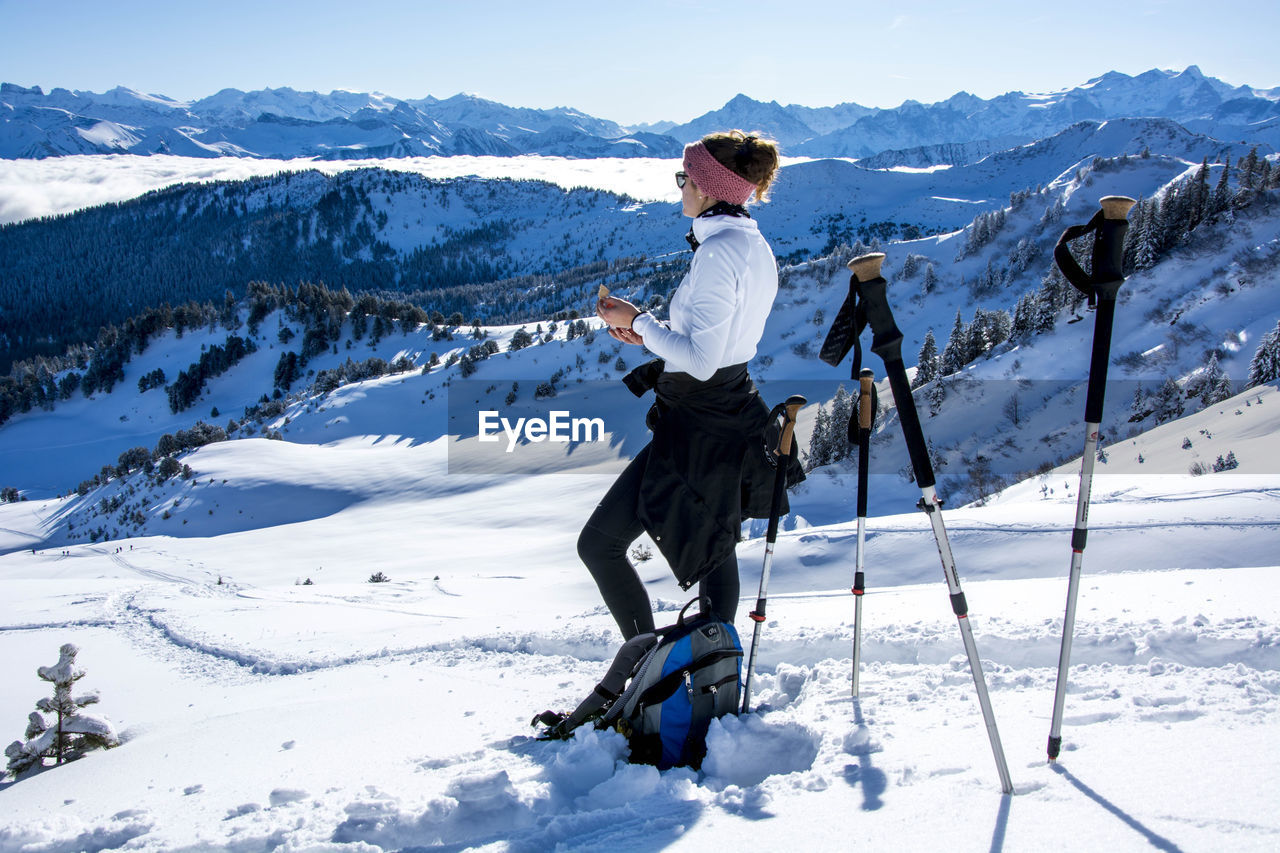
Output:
top-left (2, 0), bottom-right (1278, 124)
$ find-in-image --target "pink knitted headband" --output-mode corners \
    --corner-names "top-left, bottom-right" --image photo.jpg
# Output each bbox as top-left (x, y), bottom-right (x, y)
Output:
top-left (683, 142), bottom-right (758, 206)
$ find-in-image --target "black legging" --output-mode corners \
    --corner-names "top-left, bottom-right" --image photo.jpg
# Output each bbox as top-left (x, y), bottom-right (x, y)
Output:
top-left (578, 444), bottom-right (740, 640)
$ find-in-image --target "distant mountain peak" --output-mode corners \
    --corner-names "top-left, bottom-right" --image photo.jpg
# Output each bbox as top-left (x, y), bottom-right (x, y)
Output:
top-left (3, 67), bottom-right (1276, 163)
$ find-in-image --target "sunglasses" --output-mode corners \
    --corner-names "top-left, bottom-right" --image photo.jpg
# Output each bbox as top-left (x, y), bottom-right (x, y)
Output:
top-left (675, 171), bottom-right (689, 189)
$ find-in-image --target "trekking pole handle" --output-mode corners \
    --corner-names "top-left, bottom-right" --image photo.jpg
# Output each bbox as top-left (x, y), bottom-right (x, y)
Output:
top-left (858, 369), bottom-right (874, 431)
top-left (778, 395), bottom-right (806, 456)
top-left (848, 252), bottom-right (886, 281)
top-left (1100, 195), bottom-right (1137, 221)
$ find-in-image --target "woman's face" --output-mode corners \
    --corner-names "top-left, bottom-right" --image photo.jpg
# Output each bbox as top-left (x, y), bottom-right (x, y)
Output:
top-left (680, 172), bottom-right (716, 218)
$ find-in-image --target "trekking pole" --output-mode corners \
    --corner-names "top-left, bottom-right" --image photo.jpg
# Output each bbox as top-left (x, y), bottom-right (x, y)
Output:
top-left (741, 394), bottom-right (806, 715)
top-left (1047, 195), bottom-right (1136, 761)
top-left (820, 252), bottom-right (1013, 794)
top-left (851, 368), bottom-right (875, 697)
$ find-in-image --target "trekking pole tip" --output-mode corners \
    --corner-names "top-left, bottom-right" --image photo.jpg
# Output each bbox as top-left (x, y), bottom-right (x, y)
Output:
top-left (848, 252), bottom-right (886, 281)
top-left (1099, 196), bottom-right (1137, 221)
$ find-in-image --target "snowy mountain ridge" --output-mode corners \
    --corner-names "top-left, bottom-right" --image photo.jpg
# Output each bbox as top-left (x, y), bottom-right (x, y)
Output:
top-left (4, 65), bottom-right (1277, 162)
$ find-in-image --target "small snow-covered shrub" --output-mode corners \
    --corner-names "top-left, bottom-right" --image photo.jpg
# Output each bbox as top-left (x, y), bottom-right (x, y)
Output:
top-left (5, 644), bottom-right (118, 778)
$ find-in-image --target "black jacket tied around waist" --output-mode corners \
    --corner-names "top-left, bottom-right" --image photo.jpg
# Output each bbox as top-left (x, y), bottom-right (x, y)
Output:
top-left (625, 359), bottom-right (804, 589)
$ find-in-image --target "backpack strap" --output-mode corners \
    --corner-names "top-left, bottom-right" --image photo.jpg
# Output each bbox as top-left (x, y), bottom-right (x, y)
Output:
top-left (532, 631), bottom-right (658, 740)
top-left (677, 595), bottom-right (714, 627)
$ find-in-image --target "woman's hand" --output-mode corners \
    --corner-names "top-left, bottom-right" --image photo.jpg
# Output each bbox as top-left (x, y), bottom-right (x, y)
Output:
top-left (597, 296), bottom-right (640, 331)
top-left (608, 326), bottom-right (644, 346)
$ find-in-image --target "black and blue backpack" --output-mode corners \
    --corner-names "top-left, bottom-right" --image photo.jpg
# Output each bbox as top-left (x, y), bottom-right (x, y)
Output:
top-left (533, 598), bottom-right (742, 769)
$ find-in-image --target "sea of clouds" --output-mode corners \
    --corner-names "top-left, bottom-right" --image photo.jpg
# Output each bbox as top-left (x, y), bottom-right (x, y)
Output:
top-left (0, 154), bottom-right (694, 225)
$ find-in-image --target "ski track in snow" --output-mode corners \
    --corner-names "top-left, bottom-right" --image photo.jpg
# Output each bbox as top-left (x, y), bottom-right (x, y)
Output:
top-left (72, 558), bottom-right (1280, 683)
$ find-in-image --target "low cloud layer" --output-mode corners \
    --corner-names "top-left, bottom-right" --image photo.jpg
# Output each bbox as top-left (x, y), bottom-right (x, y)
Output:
top-left (0, 154), bottom-right (689, 224)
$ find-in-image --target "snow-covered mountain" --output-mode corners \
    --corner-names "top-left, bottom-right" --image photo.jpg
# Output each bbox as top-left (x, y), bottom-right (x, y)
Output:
top-left (0, 84), bottom-right (680, 160)
top-left (792, 66), bottom-right (1280, 160)
top-left (4, 66), bottom-right (1277, 163)
top-left (663, 94), bottom-right (821, 146)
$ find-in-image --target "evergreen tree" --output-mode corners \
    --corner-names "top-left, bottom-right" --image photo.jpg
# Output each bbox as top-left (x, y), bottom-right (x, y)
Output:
top-left (1040, 197), bottom-right (1066, 227)
top-left (1210, 160), bottom-right (1232, 220)
top-left (1134, 197), bottom-right (1161, 270)
top-left (1123, 196), bottom-right (1145, 271)
top-left (806, 406), bottom-right (832, 471)
top-left (1010, 292), bottom-right (1035, 341)
top-left (1198, 353), bottom-right (1234, 405)
top-left (927, 378), bottom-right (946, 416)
top-left (913, 330), bottom-right (940, 389)
top-left (273, 351), bottom-right (300, 390)
top-left (1247, 319), bottom-right (1280, 387)
top-left (1237, 148), bottom-right (1260, 192)
top-left (1152, 378), bottom-right (1186, 424)
top-left (900, 254), bottom-right (921, 279)
top-left (1187, 159), bottom-right (1210, 231)
top-left (1029, 291), bottom-right (1056, 336)
top-left (828, 385), bottom-right (854, 463)
top-left (6, 644), bottom-right (118, 777)
top-left (1130, 386), bottom-right (1153, 422)
top-left (1037, 264), bottom-right (1072, 320)
top-left (1213, 451), bottom-right (1239, 472)
top-left (509, 328), bottom-right (534, 351)
top-left (921, 264), bottom-right (939, 296)
top-left (939, 310), bottom-right (967, 377)
top-left (1008, 237), bottom-right (1036, 274)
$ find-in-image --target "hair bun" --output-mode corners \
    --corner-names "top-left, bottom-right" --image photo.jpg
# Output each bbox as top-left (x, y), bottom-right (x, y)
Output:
top-left (699, 129), bottom-right (781, 203)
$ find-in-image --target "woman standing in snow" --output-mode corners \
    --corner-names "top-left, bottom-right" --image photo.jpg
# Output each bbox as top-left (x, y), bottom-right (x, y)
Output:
top-left (582, 130), bottom-right (790, 640)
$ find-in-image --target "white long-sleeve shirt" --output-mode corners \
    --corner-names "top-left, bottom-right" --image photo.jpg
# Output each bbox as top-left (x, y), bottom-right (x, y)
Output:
top-left (631, 214), bottom-right (778, 381)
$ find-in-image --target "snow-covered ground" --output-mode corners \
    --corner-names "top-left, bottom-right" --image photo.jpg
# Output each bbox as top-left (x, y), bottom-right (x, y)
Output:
top-left (2, 380), bottom-right (1278, 851)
